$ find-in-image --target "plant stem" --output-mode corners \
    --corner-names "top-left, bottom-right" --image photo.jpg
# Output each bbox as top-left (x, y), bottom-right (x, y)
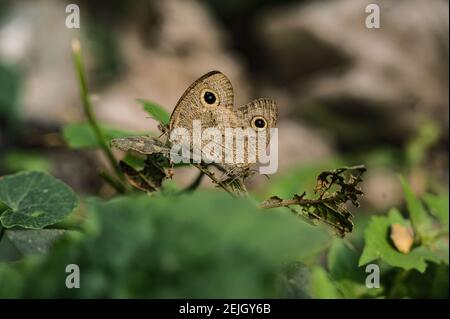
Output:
top-left (259, 196), bottom-right (323, 209)
top-left (192, 163), bottom-right (236, 197)
top-left (99, 171), bottom-right (126, 193)
top-left (71, 38), bottom-right (125, 184)
top-left (388, 270), bottom-right (409, 298)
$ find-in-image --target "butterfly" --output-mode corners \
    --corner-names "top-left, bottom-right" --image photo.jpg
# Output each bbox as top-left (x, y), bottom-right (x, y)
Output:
top-left (169, 71), bottom-right (277, 172)
top-left (111, 71), bottom-right (278, 192)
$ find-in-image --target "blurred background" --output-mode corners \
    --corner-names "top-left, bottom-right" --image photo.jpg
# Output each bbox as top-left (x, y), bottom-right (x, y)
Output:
top-left (0, 0), bottom-right (448, 299)
top-left (0, 0), bottom-right (448, 210)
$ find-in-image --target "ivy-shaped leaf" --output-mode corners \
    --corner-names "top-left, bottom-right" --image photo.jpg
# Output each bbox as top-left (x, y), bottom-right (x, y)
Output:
top-left (4, 229), bottom-right (67, 255)
top-left (1, 192), bottom-right (330, 298)
top-left (359, 208), bottom-right (442, 273)
top-left (0, 171), bottom-right (78, 229)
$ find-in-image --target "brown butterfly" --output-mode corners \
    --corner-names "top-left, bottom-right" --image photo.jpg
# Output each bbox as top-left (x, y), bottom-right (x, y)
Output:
top-left (169, 71), bottom-right (277, 172)
top-left (112, 71), bottom-right (278, 191)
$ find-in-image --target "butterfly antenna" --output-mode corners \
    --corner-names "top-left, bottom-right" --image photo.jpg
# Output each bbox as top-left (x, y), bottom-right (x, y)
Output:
top-left (157, 124), bottom-right (170, 138)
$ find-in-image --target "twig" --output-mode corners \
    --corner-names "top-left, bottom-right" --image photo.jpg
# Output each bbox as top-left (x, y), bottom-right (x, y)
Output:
top-left (182, 171), bottom-right (205, 193)
top-left (259, 195), bottom-right (324, 209)
top-left (192, 163), bottom-right (236, 197)
top-left (258, 165), bottom-right (366, 237)
top-left (388, 270), bottom-right (410, 298)
top-left (71, 38), bottom-right (125, 185)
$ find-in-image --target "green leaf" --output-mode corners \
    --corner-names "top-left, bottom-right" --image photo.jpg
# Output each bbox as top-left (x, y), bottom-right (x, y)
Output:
top-left (423, 193), bottom-right (449, 227)
top-left (399, 175), bottom-right (433, 237)
top-left (5, 191), bottom-right (330, 298)
top-left (405, 121), bottom-right (441, 168)
top-left (0, 171), bottom-right (78, 229)
top-left (0, 231), bottom-right (22, 261)
top-left (429, 237), bottom-right (449, 264)
top-left (387, 263), bottom-right (449, 298)
top-left (328, 240), bottom-right (382, 298)
top-left (309, 266), bottom-right (342, 298)
top-left (138, 99), bottom-right (170, 126)
top-left (62, 122), bottom-right (144, 149)
top-left (0, 62), bottom-right (22, 132)
top-left (2, 151), bottom-right (51, 173)
top-left (359, 208), bottom-right (441, 273)
top-left (0, 263), bottom-right (23, 298)
top-left (280, 262), bottom-right (312, 298)
top-left (4, 229), bottom-right (68, 255)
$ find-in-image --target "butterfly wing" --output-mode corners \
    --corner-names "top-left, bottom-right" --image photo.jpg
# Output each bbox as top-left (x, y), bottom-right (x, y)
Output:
top-left (216, 98), bottom-right (278, 169)
top-left (168, 72), bottom-right (277, 178)
top-left (236, 98), bottom-right (278, 143)
top-left (169, 70), bottom-right (235, 131)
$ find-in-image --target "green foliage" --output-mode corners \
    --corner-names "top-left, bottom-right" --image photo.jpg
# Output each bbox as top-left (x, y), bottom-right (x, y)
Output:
top-left (138, 99), bottom-right (170, 126)
top-left (0, 171), bottom-right (78, 229)
top-left (0, 169), bottom-right (447, 298)
top-left (0, 263), bottom-right (23, 297)
top-left (359, 209), bottom-right (440, 273)
top-left (328, 240), bottom-right (382, 298)
top-left (383, 263), bottom-right (449, 298)
top-left (0, 192), bottom-right (330, 298)
top-left (3, 229), bottom-right (67, 256)
top-left (62, 122), bottom-right (145, 149)
top-left (405, 121), bottom-right (441, 168)
top-left (85, 23), bottom-right (125, 85)
top-left (359, 176), bottom-right (448, 276)
top-left (423, 193), bottom-right (449, 227)
top-left (2, 151), bottom-right (52, 173)
top-left (399, 176), bottom-right (435, 240)
top-left (309, 266), bottom-right (341, 298)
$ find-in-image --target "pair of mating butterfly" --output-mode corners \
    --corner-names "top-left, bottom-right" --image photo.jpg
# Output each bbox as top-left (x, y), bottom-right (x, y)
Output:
top-left (113, 70), bottom-right (278, 180)
top-left (167, 71), bottom-right (278, 171)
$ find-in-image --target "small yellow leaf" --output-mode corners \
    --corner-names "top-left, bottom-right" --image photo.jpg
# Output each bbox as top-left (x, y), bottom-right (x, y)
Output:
top-left (390, 223), bottom-right (414, 254)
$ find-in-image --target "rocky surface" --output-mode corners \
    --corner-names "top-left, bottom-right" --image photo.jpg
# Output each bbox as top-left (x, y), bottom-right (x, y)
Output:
top-left (256, 0), bottom-right (449, 146)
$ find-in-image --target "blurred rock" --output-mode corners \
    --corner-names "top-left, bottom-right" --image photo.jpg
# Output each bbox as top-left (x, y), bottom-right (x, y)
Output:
top-left (257, 0), bottom-right (449, 146)
top-left (94, 0), bottom-right (252, 132)
top-left (245, 120), bottom-right (334, 190)
top-left (0, 0), bottom-right (252, 132)
top-left (362, 168), bottom-right (402, 211)
top-left (276, 120), bottom-right (334, 169)
top-left (0, 0), bottom-right (256, 190)
top-left (0, 0), bottom-right (80, 124)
